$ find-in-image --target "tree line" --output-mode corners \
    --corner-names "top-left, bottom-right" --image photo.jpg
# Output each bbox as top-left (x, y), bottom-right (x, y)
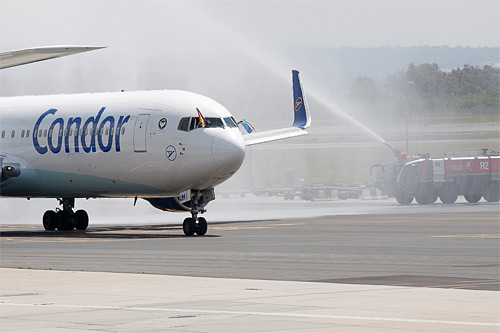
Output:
top-left (349, 63), bottom-right (500, 119)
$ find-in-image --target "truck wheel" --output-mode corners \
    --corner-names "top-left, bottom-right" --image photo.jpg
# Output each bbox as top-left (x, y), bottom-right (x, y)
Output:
top-left (464, 194), bottom-right (481, 203)
top-left (415, 183), bottom-right (438, 205)
top-left (439, 183), bottom-right (458, 204)
top-left (395, 189), bottom-right (414, 205)
top-left (483, 182), bottom-right (499, 202)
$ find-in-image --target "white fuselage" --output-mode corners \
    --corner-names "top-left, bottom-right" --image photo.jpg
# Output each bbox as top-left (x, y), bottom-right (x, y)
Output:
top-left (0, 90), bottom-right (246, 198)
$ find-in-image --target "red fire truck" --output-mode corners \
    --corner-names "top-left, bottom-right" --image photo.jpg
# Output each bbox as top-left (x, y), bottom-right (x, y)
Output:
top-left (373, 149), bottom-right (500, 205)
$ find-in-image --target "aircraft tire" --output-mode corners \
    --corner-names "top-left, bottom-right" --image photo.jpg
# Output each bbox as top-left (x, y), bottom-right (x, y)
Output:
top-left (196, 217), bottom-right (208, 236)
top-left (75, 210), bottom-right (89, 230)
top-left (464, 194), bottom-right (482, 203)
top-left (56, 210), bottom-right (74, 231)
top-left (183, 218), bottom-right (196, 236)
top-left (43, 210), bottom-right (57, 231)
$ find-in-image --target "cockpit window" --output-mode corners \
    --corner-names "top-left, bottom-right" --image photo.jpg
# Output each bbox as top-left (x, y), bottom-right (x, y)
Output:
top-left (223, 117), bottom-right (238, 128)
top-left (178, 116), bottom-right (226, 132)
top-left (189, 117), bottom-right (200, 130)
top-left (204, 117), bottom-right (225, 128)
top-left (178, 117), bottom-right (190, 132)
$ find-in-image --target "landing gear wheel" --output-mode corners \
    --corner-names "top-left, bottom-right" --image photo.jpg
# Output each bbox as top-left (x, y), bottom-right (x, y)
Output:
top-left (464, 194), bottom-right (481, 203)
top-left (43, 210), bottom-right (57, 230)
top-left (74, 210), bottom-right (89, 230)
top-left (196, 217), bottom-right (208, 236)
top-left (183, 218), bottom-right (196, 236)
top-left (56, 210), bottom-right (74, 231)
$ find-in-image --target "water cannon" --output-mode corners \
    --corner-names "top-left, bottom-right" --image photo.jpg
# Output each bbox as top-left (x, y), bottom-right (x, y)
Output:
top-left (383, 141), bottom-right (405, 159)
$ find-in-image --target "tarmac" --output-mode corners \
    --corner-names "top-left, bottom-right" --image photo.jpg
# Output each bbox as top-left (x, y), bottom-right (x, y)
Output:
top-left (1, 198), bottom-right (499, 332)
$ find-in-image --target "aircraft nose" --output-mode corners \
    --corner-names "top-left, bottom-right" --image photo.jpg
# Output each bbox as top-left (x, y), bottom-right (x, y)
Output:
top-left (211, 130), bottom-right (245, 172)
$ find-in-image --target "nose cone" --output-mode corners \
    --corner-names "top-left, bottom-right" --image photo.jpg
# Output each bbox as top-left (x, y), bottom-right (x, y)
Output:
top-left (211, 130), bottom-right (245, 174)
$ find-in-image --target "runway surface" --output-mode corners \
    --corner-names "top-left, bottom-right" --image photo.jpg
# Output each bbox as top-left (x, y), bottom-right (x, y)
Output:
top-left (1, 198), bottom-right (499, 331)
top-left (1, 198), bottom-right (499, 290)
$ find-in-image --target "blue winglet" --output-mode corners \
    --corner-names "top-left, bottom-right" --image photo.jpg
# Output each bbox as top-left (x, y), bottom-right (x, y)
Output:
top-left (292, 70), bottom-right (311, 128)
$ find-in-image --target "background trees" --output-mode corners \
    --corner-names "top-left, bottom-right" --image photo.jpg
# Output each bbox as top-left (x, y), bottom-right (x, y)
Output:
top-left (349, 63), bottom-right (500, 121)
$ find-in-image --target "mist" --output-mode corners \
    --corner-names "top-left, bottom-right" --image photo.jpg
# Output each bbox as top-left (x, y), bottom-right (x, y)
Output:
top-left (1, 0), bottom-right (499, 223)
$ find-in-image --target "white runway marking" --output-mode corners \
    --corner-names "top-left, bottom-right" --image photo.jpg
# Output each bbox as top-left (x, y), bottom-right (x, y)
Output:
top-left (2, 301), bottom-right (499, 327)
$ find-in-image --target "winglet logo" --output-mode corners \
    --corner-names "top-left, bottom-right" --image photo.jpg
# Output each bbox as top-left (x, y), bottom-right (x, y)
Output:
top-left (295, 97), bottom-right (303, 112)
top-left (158, 118), bottom-right (167, 130)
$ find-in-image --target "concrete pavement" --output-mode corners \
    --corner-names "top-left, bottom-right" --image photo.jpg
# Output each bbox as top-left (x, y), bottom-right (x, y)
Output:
top-left (1, 268), bottom-right (499, 332)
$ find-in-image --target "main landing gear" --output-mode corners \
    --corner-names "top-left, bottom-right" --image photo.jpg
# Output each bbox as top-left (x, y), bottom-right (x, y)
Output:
top-left (182, 190), bottom-right (208, 236)
top-left (42, 198), bottom-right (89, 231)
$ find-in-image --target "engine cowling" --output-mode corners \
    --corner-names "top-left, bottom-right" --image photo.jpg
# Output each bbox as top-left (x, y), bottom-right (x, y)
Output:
top-left (145, 197), bottom-right (193, 212)
top-left (144, 189), bottom-right (215, 212)
top-left (0, 157), bottom-right (21, 181)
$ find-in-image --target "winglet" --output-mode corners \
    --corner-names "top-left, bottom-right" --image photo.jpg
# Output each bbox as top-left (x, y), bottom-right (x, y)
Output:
top-left (292, 70), bottom-right (311, 129)
top-left (242, 70), bottom-right (311, 146)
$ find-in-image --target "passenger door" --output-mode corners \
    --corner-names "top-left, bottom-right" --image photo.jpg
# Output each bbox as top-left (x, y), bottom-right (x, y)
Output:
top-left (133, 114), bottom-right (150, 152)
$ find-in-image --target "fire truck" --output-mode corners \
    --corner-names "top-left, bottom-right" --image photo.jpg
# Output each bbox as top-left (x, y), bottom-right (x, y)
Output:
top-left (372, 149), bottom-right (500, 205)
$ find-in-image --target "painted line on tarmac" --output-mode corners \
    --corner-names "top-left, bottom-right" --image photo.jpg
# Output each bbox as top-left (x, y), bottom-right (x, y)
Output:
top-left (431, 234), bottom-right (500, 239)
top-left (1, 302), bottom-right (499, 327)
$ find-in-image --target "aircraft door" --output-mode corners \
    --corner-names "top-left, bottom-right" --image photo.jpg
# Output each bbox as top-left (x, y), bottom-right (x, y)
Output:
top-left (134, 114), bottom-right (150, 152)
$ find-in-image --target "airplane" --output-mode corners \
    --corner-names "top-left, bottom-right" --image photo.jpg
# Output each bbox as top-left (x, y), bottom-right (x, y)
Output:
top-left (0, 46), bottom-right (311, 236)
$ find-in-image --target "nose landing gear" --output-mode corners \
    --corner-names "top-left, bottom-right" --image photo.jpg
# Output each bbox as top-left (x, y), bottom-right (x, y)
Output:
top-left (182, 190), bottom-right (208, 236)
top-left (42, 198), bottom-right (89, 231)
top-left (182, 217), bottom-right (207, 236)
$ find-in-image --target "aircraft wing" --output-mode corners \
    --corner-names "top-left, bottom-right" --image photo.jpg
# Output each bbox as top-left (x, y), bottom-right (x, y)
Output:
top-left (0, 46), bottom-right (105, 69)
top-left (243, 70), bottom-right (310, 146)
top-left (243, 127), bottom-right (307, 146)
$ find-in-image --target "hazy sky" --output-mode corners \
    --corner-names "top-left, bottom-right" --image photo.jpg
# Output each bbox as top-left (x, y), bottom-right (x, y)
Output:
top-left (1, 0), bottom-right (499, 127)
top-left (0, 0), bottom-right (498, 218)
top-left (1, 0), bottom-right (499, 50)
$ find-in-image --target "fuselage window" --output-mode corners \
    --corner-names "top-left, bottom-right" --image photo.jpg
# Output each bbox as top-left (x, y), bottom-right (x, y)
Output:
top-left (21, 130), bottom-right (25, 138)
top-left (110, 128), bottom-right (114, 136)
top-left (26, 130), bottom-right (30, 138)
top-left (121, 127), bottom-right (125, 135)
top-left (1, 130), bottom-right (5, 139)
top-left (43, 129), bottom-right (47, 138)
top-left (11, 130), bottom-right (15, 138)
top-left (105, 127), bottom-right (109, 135)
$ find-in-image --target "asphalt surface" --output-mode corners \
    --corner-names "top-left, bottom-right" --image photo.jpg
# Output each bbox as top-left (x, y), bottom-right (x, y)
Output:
top-left (1, 201), bottom-right (499, 291)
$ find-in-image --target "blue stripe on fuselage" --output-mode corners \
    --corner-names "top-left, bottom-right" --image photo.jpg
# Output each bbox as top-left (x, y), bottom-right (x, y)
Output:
top-left (0, 168), bottom-right (167, 197)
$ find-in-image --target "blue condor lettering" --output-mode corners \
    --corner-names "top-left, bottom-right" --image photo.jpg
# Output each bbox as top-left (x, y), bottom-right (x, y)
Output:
top-left (33, 108), bottom-right (130, 155)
